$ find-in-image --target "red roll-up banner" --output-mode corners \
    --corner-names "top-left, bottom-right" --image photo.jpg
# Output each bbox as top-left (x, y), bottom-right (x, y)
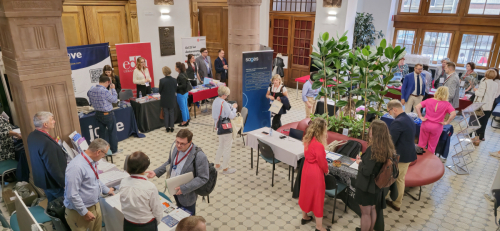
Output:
top-left (116, 42), bottom-right (155, 90)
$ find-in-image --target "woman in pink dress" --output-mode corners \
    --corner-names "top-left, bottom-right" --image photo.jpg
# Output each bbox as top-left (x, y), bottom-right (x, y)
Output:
top-left (299, 118), bottom-right (330, 231)
top-left (415, 86), bottom-right (457, 154)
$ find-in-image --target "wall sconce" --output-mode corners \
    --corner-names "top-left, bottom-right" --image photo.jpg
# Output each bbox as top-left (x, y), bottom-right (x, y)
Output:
top-left (328, 11), bottom-right (337, 20)
top-left (161, 10), bottom-right (170, 18)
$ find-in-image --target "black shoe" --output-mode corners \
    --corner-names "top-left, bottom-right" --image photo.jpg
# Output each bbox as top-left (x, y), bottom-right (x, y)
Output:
top-left (166, 128), bottom-right (170, 132)
top-left (179, 123), bottom-right (187, 127)
top-left (355, 228), bottom-right (361, 231)
top-left (315, 229), bottom-right (330, 231)
top-left (301, 216), bottom-right (313, 225)
top-left (170, 127), bottom-right (174, 133)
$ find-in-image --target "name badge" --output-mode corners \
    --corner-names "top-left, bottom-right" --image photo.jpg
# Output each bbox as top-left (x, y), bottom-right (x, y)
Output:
top-left (145, 82), bottom-right (150, 87)
top-left (342, 128), bottom-right (349, 136)
top-left (439, 78), bottom-right (444, 83)
top-left (460, 81), bottom-right (465, 87)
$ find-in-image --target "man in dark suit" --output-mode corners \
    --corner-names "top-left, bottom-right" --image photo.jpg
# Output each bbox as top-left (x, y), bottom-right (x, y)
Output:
top-left (214, 49), bottom-right (228, 84)
top-left (386, 100), bottom-right (416, 211)
top-left (195, 48), bottom-right (212, 79)
top-left (159, 66), bottom-right (178, 133)
top-left (401, 63), bottom-right (426, 113)
top-left (27, 111), bottom-right (67, 202)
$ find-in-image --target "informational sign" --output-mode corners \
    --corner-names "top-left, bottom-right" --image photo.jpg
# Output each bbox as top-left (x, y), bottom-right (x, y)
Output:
top-left (242, 50), bottom-right (273, 132)
top-left (67, 43), bottom-right (112, 99)
top-left (116, 42), bottom-right (155, 90)
top-left (181, 36), bottom-right (207, 62)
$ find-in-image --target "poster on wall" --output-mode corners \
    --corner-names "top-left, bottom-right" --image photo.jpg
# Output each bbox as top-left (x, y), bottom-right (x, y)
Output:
top-left (155, 0), bottom-right (173, 5)
top-left (181, 36), bottom-right (207, 62)
top-left (67, 43), bottom-right (112, 99)
top-left (115, 42), bottom-right (155, 91)
top-left (242, 50), bottom-right (274, 132)
top-left (324, 0), bottom-right (342, 7)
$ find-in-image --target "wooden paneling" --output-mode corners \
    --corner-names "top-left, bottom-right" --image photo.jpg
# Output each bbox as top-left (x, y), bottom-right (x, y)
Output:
top-left (62, 6), bottom-right (88, 47)
top-left (84, 6), bottom-right (129, 75)
top-left (199, 6), bottom-right (228, 70)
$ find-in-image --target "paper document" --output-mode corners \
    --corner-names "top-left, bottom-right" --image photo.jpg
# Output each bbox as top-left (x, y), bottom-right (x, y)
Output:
top-left (326, 152), bottom-right (341, 161)
top-left (99, 170), bottom-right (130, 185)
top-left (161, 208), bottom-right (191, 228)
top-left (12, 128), bottom-right (20, 135)
top-left (98, 159), bottom-right (117, 173)
top-left (166, 172), bottom-right (194, 196)
top-left (349, 162), bottom-right (359, 170)
top-left (269, 100), bottom-right (283, 114)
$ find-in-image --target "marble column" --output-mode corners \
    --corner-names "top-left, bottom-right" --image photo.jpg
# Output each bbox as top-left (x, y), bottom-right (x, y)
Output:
top-left (227, 0), bottom-right (262, 108)
top-left (0, 0), bottom-right (81, 170)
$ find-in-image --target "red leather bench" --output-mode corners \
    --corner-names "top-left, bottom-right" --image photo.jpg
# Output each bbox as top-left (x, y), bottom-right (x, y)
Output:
top-left (404, 150), bottom-right (445, 200)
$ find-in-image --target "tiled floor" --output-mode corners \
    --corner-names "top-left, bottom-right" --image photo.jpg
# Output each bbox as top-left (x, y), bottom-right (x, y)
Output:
top-left (2, 88), bottom-right (499, 231)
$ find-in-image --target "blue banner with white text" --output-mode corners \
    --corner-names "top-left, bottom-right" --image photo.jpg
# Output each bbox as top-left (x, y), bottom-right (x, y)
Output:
top-left (242, 51), bottom-right (273, 132)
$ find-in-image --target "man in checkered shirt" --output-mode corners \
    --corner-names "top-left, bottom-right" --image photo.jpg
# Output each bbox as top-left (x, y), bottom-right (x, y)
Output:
top-left (87, 75), bottom-right (121, 154)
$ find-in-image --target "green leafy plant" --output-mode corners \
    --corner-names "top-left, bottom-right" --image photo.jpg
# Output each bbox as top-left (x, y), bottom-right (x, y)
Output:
top-left (311, 113), bottom-right (368, 140)
top-left (353, 12), bottom-right (384, 50)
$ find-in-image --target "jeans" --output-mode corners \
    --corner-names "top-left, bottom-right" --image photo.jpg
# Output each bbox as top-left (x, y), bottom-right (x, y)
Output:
top-left (95, 111), bottom-right (118, 153)
top-left (44, 188), bottom-right (64, 203)
top-left (174, 195), bottom-right (196, 215)
top-left (163, 107), bottom-right (175, 128)
top-left (177, 93), bottom-right (190, 122)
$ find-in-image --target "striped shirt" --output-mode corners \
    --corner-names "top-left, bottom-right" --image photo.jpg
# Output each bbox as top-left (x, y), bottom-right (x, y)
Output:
top-left (87, 85), bottom-right (117, 112)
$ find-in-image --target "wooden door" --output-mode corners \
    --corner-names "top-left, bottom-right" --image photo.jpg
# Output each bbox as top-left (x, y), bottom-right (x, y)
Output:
top-left (199, 6), bottom-right (229, 74)
top-left (62, 6), bottom-right (88, 47)
top-left (269, 15), bottom-right (292, 85)
top-left (83, 6), bottom-right (129, 75)
top-left (289, 17), bottom-right (314, 87)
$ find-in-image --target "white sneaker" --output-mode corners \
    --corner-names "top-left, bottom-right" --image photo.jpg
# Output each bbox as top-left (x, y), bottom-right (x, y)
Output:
top-left (221, 168), bottom-right (236, 175)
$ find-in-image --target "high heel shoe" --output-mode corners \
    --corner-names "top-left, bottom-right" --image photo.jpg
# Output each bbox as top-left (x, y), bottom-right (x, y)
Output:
top-left (301, 215), bottom-right (313, 225)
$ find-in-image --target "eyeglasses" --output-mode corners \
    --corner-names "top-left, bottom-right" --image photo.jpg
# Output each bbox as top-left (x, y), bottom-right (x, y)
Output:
top-left (176, 141), bottom-right (189, 146)
top-left (388, 108), bottom-right (393, 113)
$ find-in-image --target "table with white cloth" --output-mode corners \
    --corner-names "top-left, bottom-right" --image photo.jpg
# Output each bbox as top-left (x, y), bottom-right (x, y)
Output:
top-left (245, 127), bottom-right (305, 191)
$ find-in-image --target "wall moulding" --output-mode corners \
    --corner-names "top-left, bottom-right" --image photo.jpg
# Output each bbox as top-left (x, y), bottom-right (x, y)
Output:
top-left (63, 0), bottom-right (129, 6)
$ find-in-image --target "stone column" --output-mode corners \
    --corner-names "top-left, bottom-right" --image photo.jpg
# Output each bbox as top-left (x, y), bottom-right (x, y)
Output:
top-left (227, 0), bottom-right (262, 108)
top-left (0, 0), bottom-right (81, 170)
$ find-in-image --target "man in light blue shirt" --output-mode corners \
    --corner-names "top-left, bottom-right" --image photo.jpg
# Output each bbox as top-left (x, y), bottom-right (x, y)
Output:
top-left (302, 77), bottom-right (321, 118)
top-left (64, 138), bottom-right (115, 231)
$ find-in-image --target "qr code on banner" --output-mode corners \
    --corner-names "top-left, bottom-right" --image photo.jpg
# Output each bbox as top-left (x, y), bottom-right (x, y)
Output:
top-left (89, 69), bottom-right (103, 83)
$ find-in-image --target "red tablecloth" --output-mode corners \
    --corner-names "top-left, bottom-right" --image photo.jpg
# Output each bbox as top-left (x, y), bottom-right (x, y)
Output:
top-left (189, 87), bottom-right (219, 103)
top-left (295, 75), bottom-right (311, 83)
top-left (386, 86), bottom-right (472, 110)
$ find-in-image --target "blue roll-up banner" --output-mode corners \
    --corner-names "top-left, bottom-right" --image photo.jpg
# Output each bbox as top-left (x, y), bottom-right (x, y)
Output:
top-left (242, 50), bottom-right (273, 132)
top-left (67, 43), bottom-right (112, 99)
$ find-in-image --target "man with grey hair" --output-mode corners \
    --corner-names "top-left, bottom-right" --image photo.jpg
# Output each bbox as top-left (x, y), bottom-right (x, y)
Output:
top-left (64, 138), bottom-right (115, 231)
top-left (435, 58), bottom-right (450, 88)
top-left (27, 111), bottom-right (67, 202)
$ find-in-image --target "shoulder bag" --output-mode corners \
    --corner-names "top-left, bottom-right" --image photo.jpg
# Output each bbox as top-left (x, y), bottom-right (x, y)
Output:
top-left (217, 102), bottom-right (233, 135)
top-left (473, 80), bottom-right (487, 117)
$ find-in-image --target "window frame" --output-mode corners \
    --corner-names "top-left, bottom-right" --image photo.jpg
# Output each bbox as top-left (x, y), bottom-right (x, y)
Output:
top-left (270, 0), bottom-right (317, 13)
top-left (455, 31), bottom-right (498, 69)
top-left (426, 0), bottom-right (462, 16)
top-left (465, 0), bottom-right (500, 17)
top-left (418, 30), bottom-right (455, 64)
top-left (393, 28), bottom-right (419, 54)
top-left (398, 0), bottom-right (423, 15)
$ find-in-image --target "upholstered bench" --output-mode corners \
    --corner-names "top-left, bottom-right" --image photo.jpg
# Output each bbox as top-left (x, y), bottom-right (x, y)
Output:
top-left (492, 103), bottom-right (500, 129)
top-left (404, 151), bottom-right (445, 200)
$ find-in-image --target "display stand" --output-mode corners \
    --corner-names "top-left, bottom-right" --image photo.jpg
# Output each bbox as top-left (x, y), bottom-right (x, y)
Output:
top-left (446, 102), bottom-right (484, 175)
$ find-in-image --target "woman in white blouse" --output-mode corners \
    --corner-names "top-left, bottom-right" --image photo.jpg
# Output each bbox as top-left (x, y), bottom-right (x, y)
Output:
top-left (266, 75), bottom-right (289, 130)
top-left (133, 57), bottom-right (152, 97)
top-left (472, 69), bottom-right (498, 144)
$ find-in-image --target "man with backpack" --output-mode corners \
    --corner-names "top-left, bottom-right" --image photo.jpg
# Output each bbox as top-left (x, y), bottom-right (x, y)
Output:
top-left (145, 129), bottom-right (209, 215)
top-left (385, 100), bottom-right (416, 211)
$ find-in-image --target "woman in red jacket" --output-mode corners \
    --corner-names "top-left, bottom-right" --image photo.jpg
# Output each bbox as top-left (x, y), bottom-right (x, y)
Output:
top-left (298, 118), bottom-right (330, 231)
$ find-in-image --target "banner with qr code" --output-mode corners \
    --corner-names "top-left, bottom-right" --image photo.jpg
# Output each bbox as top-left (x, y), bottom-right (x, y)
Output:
top-left (115, 42), bottom-right (155, 91)
top-left (67, 43), bottom-right (112, 99)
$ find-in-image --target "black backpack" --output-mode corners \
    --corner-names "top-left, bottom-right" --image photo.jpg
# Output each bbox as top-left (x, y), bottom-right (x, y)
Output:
top-left (337, 140), bottom-right (362, 158)
top-left (46, 196), bottom-right (71, 230)
top-left (192, 147), bottom-right (217, 202)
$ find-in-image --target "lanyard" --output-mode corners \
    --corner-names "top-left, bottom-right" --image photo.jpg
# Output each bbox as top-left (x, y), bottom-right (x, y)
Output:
top-left (204, 57), bottom-right (209, 65)
top-left (191, 63), bottom-right (195, 69)
top-left (462, 71), bottom-right (472, 79)
top-left (37, 129), bottom-right (54, 140)
top-left (82, 152), bottom-right (99, 180)
top-left (140, 69), bottom-right (147, 79)
top-left (398, 64), bottom-right (403, 73)
top-left (175, 145), bottom-right (193, 166)
top-left (221, 58), bottom-right (226, 65)
top-left (130, 176), bottom-right (147, 181)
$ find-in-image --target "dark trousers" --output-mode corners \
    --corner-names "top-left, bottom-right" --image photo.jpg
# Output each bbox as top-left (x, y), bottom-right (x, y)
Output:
top-left (163, 107), bottom-right (175, 128)
top-left (95, 111), bottom-right (118, 153)
top-left (476, 110), bottom-right (493, 140)
top-left (174, 195), bottom-right (196, 215)
top-left (271, 114), bottom-right (282, 130)
top-left (44, 188), bottom-right (64, 203)
top-left (123, 218), bottom-right (158, 231)
top-left (137, 85), bottom-right (152, 98)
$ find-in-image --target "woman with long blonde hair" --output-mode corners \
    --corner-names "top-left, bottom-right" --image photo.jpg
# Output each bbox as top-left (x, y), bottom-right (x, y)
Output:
top-left (354, 120), bottom-right (395, 231)
top-left (298, 118), bottom-right (330, 231)
top-left (133, 57), bottom-right (152, 97)
top-left (415, 86), bottom-right (456, 154)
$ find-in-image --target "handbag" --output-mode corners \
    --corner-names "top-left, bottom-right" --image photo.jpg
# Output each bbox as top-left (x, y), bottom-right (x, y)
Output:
top-left (473, 81), bottom-right (487, 117)
top-left (217, 102), bottom-right (233, 135)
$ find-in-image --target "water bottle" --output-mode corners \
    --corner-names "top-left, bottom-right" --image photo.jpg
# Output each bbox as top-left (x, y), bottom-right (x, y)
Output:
top-left (139, 91), bottom-right (142, 99)
top-left (269, 128), bottom-right (273, 136)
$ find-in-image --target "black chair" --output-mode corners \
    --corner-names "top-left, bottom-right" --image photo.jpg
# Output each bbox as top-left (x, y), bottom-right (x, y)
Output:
top-left (289, 128), bottom-right (304, 141)
top-left (75, 97), bottom-right (90, 106)
top-left (325, 174), bottom-right (348, 224)
top-left (256, 139), bottom-right (281, 187)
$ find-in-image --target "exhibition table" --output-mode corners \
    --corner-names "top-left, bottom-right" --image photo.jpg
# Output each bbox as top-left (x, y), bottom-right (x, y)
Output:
top-left (189, 87), bottom-right (219, 118)
top-left (79, 107), bottom-right (145, 142)
top-left (130, 99), bottom-right (182, 133)
top-left (385, 86), bottom-right (473, 111)
top-left (246, 127), bottom-right (304, 191)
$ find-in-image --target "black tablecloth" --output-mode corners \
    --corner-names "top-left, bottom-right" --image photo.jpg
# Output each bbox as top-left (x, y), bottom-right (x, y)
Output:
top-left (130, 100), bottom-right (182, 133)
